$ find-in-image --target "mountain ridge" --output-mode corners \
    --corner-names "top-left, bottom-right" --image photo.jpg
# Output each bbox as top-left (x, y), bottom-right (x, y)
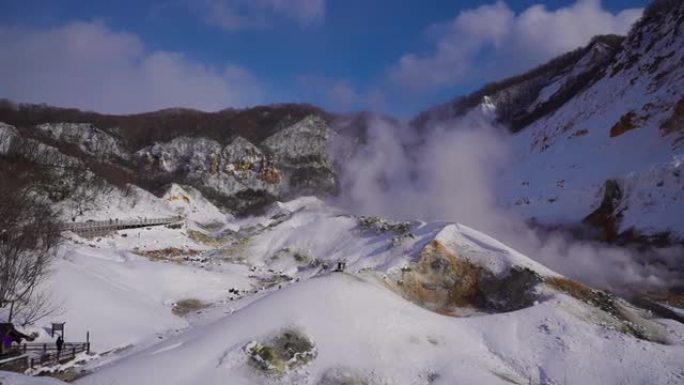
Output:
top-left (0, 0), bottom-right (683, 239)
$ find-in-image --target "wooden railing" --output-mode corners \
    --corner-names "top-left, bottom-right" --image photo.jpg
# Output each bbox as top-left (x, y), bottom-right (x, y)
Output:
top-left (0, 342), bottom-right (90, 370)
top-left (24, 342), bottom-right (90, 367)
top-left (0, 353), bottom-right (30, 372)
top-left (60, 216), bottom-right (184, 234)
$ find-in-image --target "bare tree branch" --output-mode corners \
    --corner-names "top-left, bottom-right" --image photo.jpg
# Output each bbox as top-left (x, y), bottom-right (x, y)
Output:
top-left (0, 148), bottom-right (61, 324)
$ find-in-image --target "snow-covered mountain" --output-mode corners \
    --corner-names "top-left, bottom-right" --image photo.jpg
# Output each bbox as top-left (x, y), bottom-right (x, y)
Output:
top-left (1, 2), bottom-right (684, 383)
top-left (3, 0), bottom-right (681, 240)
top-left (416, 0), bottom-right (684, 242)
top-left (4, 191), bottom-right (682, 384)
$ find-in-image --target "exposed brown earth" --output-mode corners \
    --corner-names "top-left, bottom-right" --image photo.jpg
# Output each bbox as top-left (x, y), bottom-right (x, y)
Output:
top-left (398, 240), bottom-right (482, 313)
top-left (610, 111), bottom-right (638, 137)
top-left (395, 240), bottom-right (541, 315)
top-left (172, 298), bottom-right (209, 316)
top-left (140, 247), bottom-right (200, 263)
top-left (583, 179), bottom-right (624, 242)
top-left (259, 168), bottom-right (282, 184)
top-left (545, 277), bottom-right (670, 342)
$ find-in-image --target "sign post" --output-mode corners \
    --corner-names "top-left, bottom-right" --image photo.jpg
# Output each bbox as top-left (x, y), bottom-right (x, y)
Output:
top-left (51, 322), bottom-right (65, 339)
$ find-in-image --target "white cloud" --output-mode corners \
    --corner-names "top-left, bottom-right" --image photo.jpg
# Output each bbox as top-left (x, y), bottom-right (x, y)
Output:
top-left (0, 21), bottom-right (263, 113)
top-left (296, 75), bottom-right (386, 112)
top-left (199, 0), bottom-right (326, 30)
top-left (327, 81), bottom-right (361, 110)
top-left (390, 0), bottom-right (643, 90)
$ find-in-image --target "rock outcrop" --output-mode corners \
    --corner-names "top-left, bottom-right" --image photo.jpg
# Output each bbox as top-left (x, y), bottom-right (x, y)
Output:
top-left (133, 114), bottom-right (337, 213)
top-left (396, 240), bottom-right (541, 315)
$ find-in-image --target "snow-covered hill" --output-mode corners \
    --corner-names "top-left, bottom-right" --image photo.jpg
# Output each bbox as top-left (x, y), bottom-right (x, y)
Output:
top-left (2, 193), bottom-right (679, 384)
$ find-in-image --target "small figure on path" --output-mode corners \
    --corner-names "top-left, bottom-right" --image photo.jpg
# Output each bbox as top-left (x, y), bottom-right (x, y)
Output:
top-left (56, 336), bottom-right (64, 355)
top-left (335, 259), bottom-right (347, 272)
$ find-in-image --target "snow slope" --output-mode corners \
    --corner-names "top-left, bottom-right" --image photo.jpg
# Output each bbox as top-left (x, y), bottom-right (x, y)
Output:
top-left (17, 195), bottom-right (679, 384)
top-left (77, 273), bottom-right (684, 385)
top-left (414, 2), bottom-right (684, 238)
top-left (50, 244), bottom-right (252, 352)
top-left (28, 183), bottom-right (252, 353)
top-left (493, 4), bottom-right (684, 237)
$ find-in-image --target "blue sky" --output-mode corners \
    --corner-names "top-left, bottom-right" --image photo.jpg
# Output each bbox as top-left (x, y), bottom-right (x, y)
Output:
top-left (0, 0), bottom-right (649, 116)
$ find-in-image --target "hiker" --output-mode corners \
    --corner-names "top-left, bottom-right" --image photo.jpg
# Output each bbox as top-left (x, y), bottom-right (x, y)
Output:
top-left (335, 260), bottom-right (346, 272)
top-left (56, 336), bottom-right (64, 355)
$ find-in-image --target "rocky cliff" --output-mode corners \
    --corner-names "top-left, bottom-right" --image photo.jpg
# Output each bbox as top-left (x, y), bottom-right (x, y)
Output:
top-left (0, 106), bottom-right (339, 215)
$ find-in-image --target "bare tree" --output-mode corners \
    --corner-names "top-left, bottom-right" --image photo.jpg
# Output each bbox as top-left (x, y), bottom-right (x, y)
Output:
top-left (13, 290), bottom-right (63, 327)
top-left (0, 152), bottom-right (61, 324)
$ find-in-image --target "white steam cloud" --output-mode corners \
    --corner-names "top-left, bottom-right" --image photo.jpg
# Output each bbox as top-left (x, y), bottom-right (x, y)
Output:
top-left (339, 117), bottom-right (510, 232)
top-left (334, 116), bottom-right (683, 295)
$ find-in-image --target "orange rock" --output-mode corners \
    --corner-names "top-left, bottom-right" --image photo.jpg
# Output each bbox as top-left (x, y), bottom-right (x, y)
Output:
top-left (259, 168), bottom-right (282, 184)
top-left (399, 240), bottom-right (482, 313)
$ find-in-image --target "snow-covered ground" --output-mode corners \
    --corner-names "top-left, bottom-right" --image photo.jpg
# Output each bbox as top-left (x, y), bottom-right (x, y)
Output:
top-left (4, 188), bottom-right (681, 384)
top-left (78, 274), bottom-right (684, 385)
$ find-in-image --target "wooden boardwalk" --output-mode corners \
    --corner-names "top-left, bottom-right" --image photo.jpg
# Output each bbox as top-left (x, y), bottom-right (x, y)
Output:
top-left (60, 216), bottom-right (184, 234)
top-left (23, 342), bottom-right (90, 367)
top-left (0, 342), bottom-right (90, 371)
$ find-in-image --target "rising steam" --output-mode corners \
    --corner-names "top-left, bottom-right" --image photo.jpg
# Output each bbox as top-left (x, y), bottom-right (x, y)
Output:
top-left (333, 115), bottom-right (683, 295)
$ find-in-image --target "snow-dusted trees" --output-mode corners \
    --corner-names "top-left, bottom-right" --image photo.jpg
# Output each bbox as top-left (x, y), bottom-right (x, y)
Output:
top-left (0, 153), bottom-right (60, 324)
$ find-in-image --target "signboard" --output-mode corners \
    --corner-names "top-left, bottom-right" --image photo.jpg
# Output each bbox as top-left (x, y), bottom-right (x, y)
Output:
top-left (51, 322), bottom-right (65, 338)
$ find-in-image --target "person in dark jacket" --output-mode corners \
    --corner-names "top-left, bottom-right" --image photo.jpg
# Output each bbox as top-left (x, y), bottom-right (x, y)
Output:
top-left (56, 336), bottom-right (64, 355)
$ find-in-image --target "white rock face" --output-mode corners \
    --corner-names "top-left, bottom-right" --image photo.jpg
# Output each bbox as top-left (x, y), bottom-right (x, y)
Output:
top-left (162, 183), bottom-right (231, 224)
top-left (1, 122), bottom-right (81, 167)
top-left (0, 122), bottom-right (19, 154)
top-left (222, 136), bottom-right (263, 166)
top-left (133, 115), bottom-right (337, 212)
top-left (263, 115), bottom-right (333, 168)
top-left (35, 122), bottom-right (128, 160)
top-left (137, 136), bottom-right (223, 173)
top-left (0, 113), bottom-right (337, 214)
